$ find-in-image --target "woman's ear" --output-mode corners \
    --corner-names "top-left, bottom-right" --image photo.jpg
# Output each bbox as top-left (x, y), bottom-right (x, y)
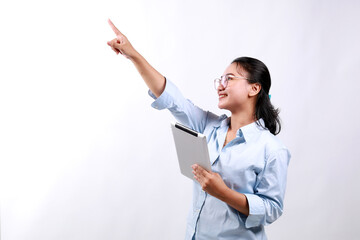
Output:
top-left (249, 83), bottom-right (261, 97)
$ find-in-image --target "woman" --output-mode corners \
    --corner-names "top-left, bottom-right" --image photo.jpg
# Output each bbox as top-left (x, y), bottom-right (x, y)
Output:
top-left (107, 19), bottom-right (290, 240)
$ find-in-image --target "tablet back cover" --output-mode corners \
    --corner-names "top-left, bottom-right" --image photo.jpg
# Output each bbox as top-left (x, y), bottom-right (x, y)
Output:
top-left (170, 122), bottom-right (211, 180)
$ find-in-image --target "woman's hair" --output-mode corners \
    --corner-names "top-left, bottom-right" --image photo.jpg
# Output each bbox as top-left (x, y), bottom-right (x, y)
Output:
top-left (232, 57), bottom-right (281, 135)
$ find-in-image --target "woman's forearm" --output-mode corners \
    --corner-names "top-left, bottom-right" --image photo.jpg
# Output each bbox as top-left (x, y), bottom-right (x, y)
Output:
top-left (219, 187), bottom-right (250, 216)
top-left (192, 164), bottom-right (250, 216)
top-left (130, 52), bottom-right (166, 98)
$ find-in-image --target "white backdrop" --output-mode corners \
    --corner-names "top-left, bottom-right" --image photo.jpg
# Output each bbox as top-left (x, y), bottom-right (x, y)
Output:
top-left (1, 0), bottom-right (360, 239)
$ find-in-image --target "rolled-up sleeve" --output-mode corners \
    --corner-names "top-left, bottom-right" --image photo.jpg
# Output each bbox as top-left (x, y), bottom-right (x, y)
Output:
top-left (148, 77), bottom-right (179, 110)
top-left (148, 78), bottom-right (210, 133)
top-left (244, 148), bottom-right (291, 228)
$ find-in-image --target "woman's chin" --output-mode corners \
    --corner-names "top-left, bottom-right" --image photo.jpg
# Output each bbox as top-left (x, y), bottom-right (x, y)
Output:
top-left (218, 102), bottom-right (227, 110)
top-left (218, 102), bottom-right (233, 112)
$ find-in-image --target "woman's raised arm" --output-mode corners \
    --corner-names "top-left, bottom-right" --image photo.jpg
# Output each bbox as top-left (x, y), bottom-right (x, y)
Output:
top-left (107, 19), bottom-right (165, 97)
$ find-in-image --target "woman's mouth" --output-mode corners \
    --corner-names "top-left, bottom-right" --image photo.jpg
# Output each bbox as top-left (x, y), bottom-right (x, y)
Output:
top-left (219, 94), bottom-right (228, 99)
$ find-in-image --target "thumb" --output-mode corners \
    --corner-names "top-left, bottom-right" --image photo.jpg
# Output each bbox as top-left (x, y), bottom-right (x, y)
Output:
top-left (117, 35), bottom-right (125, 44)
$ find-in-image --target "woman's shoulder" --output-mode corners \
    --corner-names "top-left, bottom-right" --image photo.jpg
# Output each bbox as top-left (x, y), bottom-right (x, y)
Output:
top-left (202, 112), bottom-right (228, 135)
top-left (259, 130), bottom-right (290, 159)
top-left (206, 112), bottom-right (228, 127)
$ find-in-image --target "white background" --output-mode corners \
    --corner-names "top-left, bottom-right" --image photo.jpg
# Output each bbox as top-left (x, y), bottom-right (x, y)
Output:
top-left (1, 0), bottom-right (360, 239)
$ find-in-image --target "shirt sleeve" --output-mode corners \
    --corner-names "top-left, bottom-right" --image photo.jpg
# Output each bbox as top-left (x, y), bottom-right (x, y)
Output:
top-left (148, 78), bottom-right (209, 133)
top-left (243, 148), bottom-right (291, 228)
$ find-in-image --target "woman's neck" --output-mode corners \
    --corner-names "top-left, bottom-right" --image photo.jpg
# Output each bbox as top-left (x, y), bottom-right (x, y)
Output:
top-left (229, 112), bottom-right (257, 132)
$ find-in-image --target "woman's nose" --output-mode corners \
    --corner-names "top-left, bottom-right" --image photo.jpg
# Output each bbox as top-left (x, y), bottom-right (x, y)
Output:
top-left (217, 82), bottom-right (225, 91)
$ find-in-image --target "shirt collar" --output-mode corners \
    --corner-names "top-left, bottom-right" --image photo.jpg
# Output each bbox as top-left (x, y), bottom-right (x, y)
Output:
top-left (215, 117), bottom-right (265, 143)
top-left (220, 116), bottom-right (230, 128)
top-left (239, 118), bottom-right (265, 143)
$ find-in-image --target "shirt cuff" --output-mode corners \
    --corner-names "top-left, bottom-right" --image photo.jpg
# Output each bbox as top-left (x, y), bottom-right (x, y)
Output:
top-left (148, 77), bottom-right (177, 110)
top-left (243, 193), bottom-right (265, 228)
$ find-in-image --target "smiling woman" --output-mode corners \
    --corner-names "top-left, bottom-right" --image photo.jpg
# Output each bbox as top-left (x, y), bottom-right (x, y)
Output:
top-left (107, 19), bottom-right (290, 240)
top-left (227, 57), bottom-right (281, 135)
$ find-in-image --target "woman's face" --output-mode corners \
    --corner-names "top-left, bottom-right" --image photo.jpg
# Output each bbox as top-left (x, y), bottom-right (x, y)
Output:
top-left (217, 63), bottom-right (252, 112)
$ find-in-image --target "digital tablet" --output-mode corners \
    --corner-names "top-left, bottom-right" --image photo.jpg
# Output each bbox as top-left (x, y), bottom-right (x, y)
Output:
top-left (170, 122), bottom-right (212, 180)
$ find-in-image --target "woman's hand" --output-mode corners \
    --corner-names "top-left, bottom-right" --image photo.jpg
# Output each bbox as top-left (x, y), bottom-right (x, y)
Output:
top-left (192, 164), bottom-right (229, 199)
top-left (107, 19), bottom-right (138, 60)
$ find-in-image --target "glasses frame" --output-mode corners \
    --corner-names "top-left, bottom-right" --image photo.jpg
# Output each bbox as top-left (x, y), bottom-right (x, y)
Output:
top-left (214, 74), bottom-right (249, 90)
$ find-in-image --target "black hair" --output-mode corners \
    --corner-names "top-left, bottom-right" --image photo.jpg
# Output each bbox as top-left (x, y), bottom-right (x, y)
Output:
top-left (232, 57), bottom-right (281, 135)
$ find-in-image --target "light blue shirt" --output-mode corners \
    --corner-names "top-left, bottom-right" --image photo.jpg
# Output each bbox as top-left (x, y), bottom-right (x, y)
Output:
top-left (149, 79), bottom-right (291, 240)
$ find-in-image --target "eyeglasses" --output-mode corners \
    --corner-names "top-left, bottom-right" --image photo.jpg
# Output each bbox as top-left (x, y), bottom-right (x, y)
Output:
top-left (214, 74), bottom-right (249, 90)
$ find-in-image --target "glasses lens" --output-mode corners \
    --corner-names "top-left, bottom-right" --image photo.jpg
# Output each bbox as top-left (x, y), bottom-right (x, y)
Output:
top-left (214, 77), bottom-right (228, 90)
top-left (214, 79), bottom-right (220, 90)
top-left (221, 76), bottom-right (228, 88)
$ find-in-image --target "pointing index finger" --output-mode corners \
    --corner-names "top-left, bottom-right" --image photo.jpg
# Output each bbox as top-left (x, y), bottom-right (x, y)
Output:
top-left (108, 19), bottom-right (123, 36)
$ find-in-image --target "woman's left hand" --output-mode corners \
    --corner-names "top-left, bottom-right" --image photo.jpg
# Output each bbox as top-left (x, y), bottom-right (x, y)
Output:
top-left (192, 164), bottom-right (229, 199)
